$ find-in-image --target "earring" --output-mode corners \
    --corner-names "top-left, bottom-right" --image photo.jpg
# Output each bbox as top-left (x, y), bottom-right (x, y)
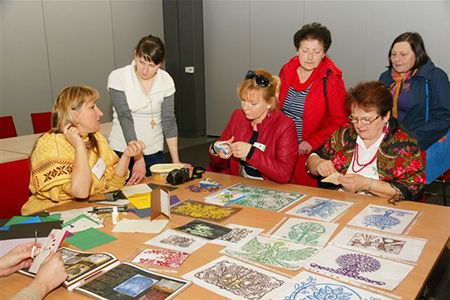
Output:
top-left (382, 123), bottom-right (389, 134)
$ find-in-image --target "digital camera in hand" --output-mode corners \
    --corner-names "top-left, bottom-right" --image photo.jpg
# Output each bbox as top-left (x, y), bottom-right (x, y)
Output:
top-left (166, 168), bottom-right (190, 185)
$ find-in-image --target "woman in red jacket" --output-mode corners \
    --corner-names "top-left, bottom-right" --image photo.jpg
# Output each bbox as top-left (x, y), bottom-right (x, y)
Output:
top-left (208, 69), bottom-right (298, 183)
top-left (279, 22), bottom-right (347, 186)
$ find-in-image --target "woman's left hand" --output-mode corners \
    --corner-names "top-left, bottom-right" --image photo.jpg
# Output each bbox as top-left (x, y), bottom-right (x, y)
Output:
top-left (0, 242), bottom-right (40, 277)
top-left (123, 140), bottom-right (146, 158)
top-left (298, 141), bottom-right (313, 155)
top-left (230, 142), bottom-right (252, 159)
top-left (339, 174), bottom-right (371, 193)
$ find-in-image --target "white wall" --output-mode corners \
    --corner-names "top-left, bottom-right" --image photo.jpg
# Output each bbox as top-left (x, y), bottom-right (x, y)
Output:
top-left (0, 0), bottom-right (164, 135)
top-left (204, 0), bottom-right (450, 136)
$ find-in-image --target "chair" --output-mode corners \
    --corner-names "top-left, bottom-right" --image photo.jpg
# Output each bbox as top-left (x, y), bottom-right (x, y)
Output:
top-left (31, 112), bottom-right (52, 134)
top-left (0, 116), bottom-right (18, 138)
top-left (0, 158), bottom-right (31, 218)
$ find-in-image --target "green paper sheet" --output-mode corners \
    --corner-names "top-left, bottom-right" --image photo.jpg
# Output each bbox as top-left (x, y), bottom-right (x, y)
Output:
top-left (65, 228), bottom-right (117, 250)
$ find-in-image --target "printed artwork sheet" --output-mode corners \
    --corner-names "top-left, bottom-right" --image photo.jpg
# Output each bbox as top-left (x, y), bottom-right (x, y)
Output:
top-left (270, 217), bottom-right (339, 247)
top-left (131, 248), bottom-right (189, 269)
top-left (170, 200), bottom-right (241, 221)
top-left (175, 219), bottom-right (232, 240)
top-left (221, 236), bottom-right (319, 270)
top-left (144, 229), bottom-right (207, 254)
top-left (347, 204), bottom-right (419, 234)
top-left (330, 227), bottom-right (426, 263)
top-left (182, 256), bottom-right (289, 300)
top-left (216, 183), bottom-right (307, 212)
top-left (286, 196), bottom-right (353, 222)
top-left (266, 270), bottom-right (393, 300)
top-left (306, 245), bottom-right (414, 290)
top-left (204, 189), bottom-right (245, 206)
top-left (209, 224), bottom-right (265, 247)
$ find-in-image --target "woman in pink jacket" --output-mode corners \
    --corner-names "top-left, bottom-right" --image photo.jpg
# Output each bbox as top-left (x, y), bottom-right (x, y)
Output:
top-left (208, 69), bottom-right (298, 183)
top-left (279, 23), bottom-right (348, 186)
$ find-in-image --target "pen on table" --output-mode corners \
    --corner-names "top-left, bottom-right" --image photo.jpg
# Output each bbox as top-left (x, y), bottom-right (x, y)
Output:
top-left (31, 230), bottom-right (38, 259)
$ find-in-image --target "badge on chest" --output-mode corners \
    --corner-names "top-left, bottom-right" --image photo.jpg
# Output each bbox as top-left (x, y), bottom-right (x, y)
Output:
top-left (92, 157), bottom-right (107, 180)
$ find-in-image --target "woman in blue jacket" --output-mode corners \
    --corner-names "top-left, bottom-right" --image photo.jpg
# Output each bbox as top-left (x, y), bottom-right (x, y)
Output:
top-left (379, 32), bottom-right (450, 183)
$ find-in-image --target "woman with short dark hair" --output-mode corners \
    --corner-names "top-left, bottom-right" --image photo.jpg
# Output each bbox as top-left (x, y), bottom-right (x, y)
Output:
top-left (307, 81), bottom-right (425, 201)
top-left (279, 22), bottom-right (347, 187)
top-left (379, 32), bottom-right (450, 183)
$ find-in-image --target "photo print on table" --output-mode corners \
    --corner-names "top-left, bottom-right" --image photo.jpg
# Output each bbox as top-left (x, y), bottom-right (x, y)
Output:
top-left (306, 245), bottom-right (414, 290)
top-left (209, 224), bottom-right (265, 247)
top-left (265, 270), bottom-right (393, 300)
top-left (347, 204), bottom-right (419, 234)
top-left (170, 200), bottom-right (241, 222)
top-left (286, 196), bottom-right (353, 222)
top-left (221, 235), bottom-right (319, 270)
top-left (182, 256), bottom-right (289, 300)
top-left (131, 248), bottom-right (190, 269)
top-left (330, 227), bottom-right (427, 263)
top-left (175, 219), bottom-right (232, 240)
top-left (270, 217), bottom-right (339, 247)
top-left (144, 229), bottom-right (207, 253)
top-left (209, 183), bottom-right (307, 212)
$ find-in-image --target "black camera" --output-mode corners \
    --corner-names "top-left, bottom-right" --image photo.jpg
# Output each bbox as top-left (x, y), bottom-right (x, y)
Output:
top-left (166, 168), bottom-right (190, 185)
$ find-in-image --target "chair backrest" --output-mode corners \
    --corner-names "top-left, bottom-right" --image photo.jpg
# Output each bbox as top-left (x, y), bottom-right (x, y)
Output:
top-left (31, 112), bottom-right (52, 134)
top-left (0, 158), bottom-right (31, 218)
top-left (0, 116), bottom-right (18, 139)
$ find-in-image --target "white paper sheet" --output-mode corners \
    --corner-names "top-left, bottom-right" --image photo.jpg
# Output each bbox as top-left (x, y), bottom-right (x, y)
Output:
top-left (29, 229), bottom-right (67, 274)
top-left (347, 204), bottom-right (419, 234)
top-left (270, 217), bottom-right (339, 247)
top-left (112, 219), bottom-right (168, 234)
top-left (286, 196), bottom-right (353, 222)
top-left (121, 183), bottom-right (152, 197)
top-left (306, 245), bottom-right (414, 290)
top-left (182, 256), bottom-right (290, 300)
top-left (330, 226), bottom-right (427, 263)
top-left (144, 229), bottom-right (207, 253)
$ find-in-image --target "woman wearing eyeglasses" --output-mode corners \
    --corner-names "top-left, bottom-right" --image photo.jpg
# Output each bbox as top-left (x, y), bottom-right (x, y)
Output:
top-left (208, 69), bottom-right (298, 183)
top-left (306, 81), bottom-right (425, 201)
top-left (279, 22), bottom-right (347, 187)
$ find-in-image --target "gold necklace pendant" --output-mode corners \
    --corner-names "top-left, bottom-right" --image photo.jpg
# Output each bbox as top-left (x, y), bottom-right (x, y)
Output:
top-left (151, 119), bottom-right (157, 129)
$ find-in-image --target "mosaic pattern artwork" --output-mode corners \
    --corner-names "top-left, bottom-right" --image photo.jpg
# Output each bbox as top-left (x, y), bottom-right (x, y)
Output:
top-left (286, 197), bottom-right (353, 222)
top-left (330, 227), bottom-right (427, 263)
top-left (182, 256), bottom-right (289, 300)
top-left (222, 236), bottom-right (318, 270)
top-left (132, 249), bottom-right (190, 269)
top-left (348, 205), bottom-right (419, 234)
top-left (175, 219), bottom-right (232, 240)
top-left (271, 218), bottom-right (338, 247)
top-left (186, 183), bottom-right (221, 193)
top-left (144, 229), bottom-right (207, 253)
top-left (210, 224), bottom-right (265, 247)
top-left (266, 271), bottom-right (392, 300)
top-left (306, 246), bottom-right (414, 290)
top-left (170, 199), bottom-right (241, 221)
top-left (209, 184), bottom-right (307, 212)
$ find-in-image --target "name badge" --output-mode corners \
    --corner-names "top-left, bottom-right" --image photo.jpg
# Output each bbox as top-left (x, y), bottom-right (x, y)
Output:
top-left (92, 157), bottom-right (107, 180)
top-left (253, 142), bottom-right (266, 152)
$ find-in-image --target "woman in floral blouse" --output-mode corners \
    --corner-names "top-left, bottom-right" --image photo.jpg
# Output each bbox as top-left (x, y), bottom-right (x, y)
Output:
top-left (306, 81), bottom-right (425, 201)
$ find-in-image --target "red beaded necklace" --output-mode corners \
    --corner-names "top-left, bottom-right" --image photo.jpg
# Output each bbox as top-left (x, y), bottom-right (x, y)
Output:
top-left (351, 144), bottom-right (378, 173)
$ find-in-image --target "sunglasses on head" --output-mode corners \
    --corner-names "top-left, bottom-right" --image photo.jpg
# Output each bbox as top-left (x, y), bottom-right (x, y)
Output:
top-left (245, 70), bottom-right (270, 88)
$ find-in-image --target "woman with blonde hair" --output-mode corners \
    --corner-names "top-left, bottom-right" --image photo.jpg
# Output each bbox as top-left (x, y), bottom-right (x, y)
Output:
top-left (208, 69), bottom-right (298, 183)
top-left (22, 86), bottom-right (145, 215)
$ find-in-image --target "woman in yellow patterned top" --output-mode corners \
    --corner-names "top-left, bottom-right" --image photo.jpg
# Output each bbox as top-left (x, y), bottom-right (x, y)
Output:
top-left (22, 86), bottom-right (145, 215)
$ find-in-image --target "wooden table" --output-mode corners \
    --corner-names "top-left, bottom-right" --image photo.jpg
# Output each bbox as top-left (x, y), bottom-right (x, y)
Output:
top-left (1, 172), bottom-right (449, 299)
top-left (0, 122), bottom-right (112, 162)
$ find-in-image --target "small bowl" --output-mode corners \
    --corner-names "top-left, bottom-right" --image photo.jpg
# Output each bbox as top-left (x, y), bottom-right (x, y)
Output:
top-left (150, 163), bottom-right (185, 181)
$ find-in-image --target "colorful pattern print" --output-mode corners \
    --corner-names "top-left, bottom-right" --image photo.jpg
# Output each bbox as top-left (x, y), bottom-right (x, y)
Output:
top-left (315, 117), bottom-right (425, 201)
top-left (279, 271), bottom-right (391, 300)
top-left (286, 197), bottom-right (353, 222)
top-left (132, 249), bottom-right (189, 269)
top-left (161, 235), bottom-right (195, 248)
top-left (220, 183), bottom-right (307, 211)
top-left (170, 200), bottom-right (241, 221)
top-left (223, 236), bottom-right (318, 270)
top-left (348, 232), bottom-right (406, 255)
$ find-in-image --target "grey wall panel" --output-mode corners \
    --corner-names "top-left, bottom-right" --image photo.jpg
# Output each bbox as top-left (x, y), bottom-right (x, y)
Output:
top-left (250, 1), bottom-right (303, 75)
top-left (366, 1), bottom-right (450, 81)
top-left (0, 1), bottom-right (52, 135)
top-left (43, 0), bottom-right (115, 121)
top-left (111, 0), bottom-right (164, 69)
top-left (305, 1), bottom-right (368, 89)
top-left (204, 0), bottom-right (250, 136)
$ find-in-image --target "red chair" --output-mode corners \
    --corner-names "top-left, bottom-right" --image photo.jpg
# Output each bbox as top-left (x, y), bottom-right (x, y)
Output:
top-left (0, 116), bottom-right (18, 138)
top-left (31, 112), bottom-right (52, 134)
top-left (0, 158), bottom-right (31, 218)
